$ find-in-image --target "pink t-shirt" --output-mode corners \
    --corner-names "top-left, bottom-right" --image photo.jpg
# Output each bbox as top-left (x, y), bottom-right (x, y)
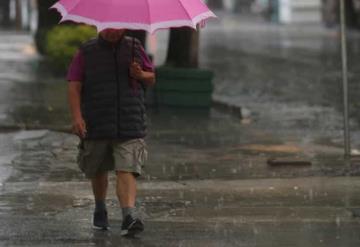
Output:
top-left (67, 46), bottom-right (154, 82)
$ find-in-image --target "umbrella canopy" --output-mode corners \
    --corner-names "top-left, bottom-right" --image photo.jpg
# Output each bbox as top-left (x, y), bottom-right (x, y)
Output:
top-left (51, 0), bottom-right (216, 33)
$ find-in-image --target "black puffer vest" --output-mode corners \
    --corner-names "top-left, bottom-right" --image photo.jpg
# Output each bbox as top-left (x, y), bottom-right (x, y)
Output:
top-left (80, 35), bottom-right (147, 140)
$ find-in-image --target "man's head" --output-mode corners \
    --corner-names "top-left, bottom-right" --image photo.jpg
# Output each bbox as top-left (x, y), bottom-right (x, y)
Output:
top-left (100, 28), bottom-right (126, 43)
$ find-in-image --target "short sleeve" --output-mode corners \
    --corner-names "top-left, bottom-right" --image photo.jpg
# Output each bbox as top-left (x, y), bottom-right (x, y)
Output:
top-left (138, 46), bottom-right (154, 72)
top-left (67, 50), bottom-right (85, 82)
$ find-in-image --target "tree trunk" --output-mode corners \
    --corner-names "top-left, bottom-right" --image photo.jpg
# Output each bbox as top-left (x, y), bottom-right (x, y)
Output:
top-left (15, 0), bottom-right (22, 30)
top-left (322, 0), bottom-right (359, 28)
top-left (37, 0), bottom-right (59, 29)
top-left (322, 0), bottom-right (338, 27)
top-left (206, 0), bottom-right (224, 10)
top-left (35, 0), bottom-right (60, 54)
top-left (0, 0), bottom-right (11, 27)
top-left (126, 30), bottom-right (147, 48)
top-left (345, 0), bottom-right (358, 28)
top-left (234, 0), bottom-right (252, 13)
top-left (165, 27), bottom-right (199, 68)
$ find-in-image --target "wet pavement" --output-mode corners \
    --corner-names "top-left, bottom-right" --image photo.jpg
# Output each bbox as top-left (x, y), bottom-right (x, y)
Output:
top-left (2, 176), bottom-right (360, 246)
top-left (199, 13), bottom-right (360, 153)
top-left (1, 11), bottom-right (360, 246)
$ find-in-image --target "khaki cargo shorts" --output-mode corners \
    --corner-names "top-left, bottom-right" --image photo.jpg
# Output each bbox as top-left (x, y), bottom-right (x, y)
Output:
top-left (77, 138), bottom-right (148, 179)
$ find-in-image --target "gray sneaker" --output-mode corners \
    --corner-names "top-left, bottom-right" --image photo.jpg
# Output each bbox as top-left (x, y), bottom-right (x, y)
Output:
top-left (93, 210), bottom-right (109, 230)
top-left (121, 215), bottom-right (144, 237)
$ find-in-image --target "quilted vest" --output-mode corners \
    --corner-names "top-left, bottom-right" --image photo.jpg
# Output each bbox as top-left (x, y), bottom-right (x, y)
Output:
top-left (80, 35), bottom-right (146, 140)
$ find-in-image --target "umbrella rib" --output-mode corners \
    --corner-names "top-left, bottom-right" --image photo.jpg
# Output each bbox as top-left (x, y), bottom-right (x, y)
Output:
top-left (145, 0), bottom-right (152, 28)
top-left (66, 0), bottom-right (82, 13)
top-left (51, 0), bottom-right (82, 19)
top-left (177, 0), bottom-right (196, 28)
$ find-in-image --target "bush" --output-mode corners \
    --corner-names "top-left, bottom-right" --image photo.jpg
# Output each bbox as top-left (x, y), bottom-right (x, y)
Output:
top-left (46, 25), bottom-right (97, 72)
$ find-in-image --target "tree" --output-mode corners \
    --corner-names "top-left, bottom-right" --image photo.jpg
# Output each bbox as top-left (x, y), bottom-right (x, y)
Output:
top-left (345, 0), bottom-right (358, 28)
top-left (322, 0), bottom-right (359, 28)
top-left (0, 0), bottom-right (11, 27)
top-left (15, 0), bottom-right (22, 30)
top-left (322, 0), bottom-right (338, 27)
top-left (165, 27), bottom-right (199, 68)
top-left (127, 30), bottom-right (147, 48)
top-left (35, 0), bottom-right (60, 54)
top-left (207, 0), bottom-right (224, 10)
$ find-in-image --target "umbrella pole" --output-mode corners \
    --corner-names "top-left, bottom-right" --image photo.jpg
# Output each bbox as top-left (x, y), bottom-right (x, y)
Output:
top-left (340, 0), bottom-right (351, 159)
top-left (132, 36), bottom-right (135, 62)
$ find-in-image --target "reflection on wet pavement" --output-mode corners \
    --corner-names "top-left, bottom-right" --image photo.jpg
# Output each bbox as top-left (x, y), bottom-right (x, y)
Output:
top-left (1, 177), bottom-right (360, 246)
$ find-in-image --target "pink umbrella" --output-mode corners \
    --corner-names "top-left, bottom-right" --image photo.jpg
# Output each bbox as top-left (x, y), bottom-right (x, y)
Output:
top-left (51, 0), bottom-right (216, 33)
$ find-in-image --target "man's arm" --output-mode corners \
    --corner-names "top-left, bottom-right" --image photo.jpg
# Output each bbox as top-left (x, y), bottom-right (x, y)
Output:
top-left (140, 70), bottom-right (156, 87)
top-left (68, 81), bottom-right (86, 138)
top-left (130, 62), bottom-right (156, 87)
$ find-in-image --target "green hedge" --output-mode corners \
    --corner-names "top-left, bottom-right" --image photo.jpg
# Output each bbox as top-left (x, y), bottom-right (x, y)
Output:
top-left (46, 25), bottom-right (97, 72)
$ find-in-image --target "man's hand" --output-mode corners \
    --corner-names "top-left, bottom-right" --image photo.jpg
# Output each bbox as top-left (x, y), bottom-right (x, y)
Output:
top-left (129, 62), bottom-right (156, 86)
top-left (68, 81), bottom-right (86, 138)
top-left (72, 115), bottom-right (87, 138)
top-left (129, 62), bottom-right (144, 80)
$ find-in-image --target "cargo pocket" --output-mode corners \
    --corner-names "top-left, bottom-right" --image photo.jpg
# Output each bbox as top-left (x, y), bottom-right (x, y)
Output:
top-left (77, 139), bottom-right (92, 174)
top-left (134, 139), bottom-right (148, 169)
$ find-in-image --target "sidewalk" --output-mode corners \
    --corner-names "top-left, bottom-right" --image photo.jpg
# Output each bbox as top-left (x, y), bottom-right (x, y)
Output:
top-left (1, 174), bottom-right (360, 246)
top-left (1, 16), bottom-right (360, 246)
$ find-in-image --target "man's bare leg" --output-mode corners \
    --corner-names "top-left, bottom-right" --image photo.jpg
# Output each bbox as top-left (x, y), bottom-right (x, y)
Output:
top-left (91, 172), bottom-right (109, 230)
top-left (116, 171), bottom-right (143, 236)
top-left (91, 172), bottom-right (108, 201)
top-left (116, 171), bottom-right (136, 208)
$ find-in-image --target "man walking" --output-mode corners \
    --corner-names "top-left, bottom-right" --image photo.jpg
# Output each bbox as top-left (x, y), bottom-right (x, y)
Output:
top-left (67, 28), bottom-right (155, 237)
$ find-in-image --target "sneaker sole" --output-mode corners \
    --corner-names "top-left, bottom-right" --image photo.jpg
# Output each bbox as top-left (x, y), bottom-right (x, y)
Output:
top-left (121, 220), bottom-right (144, 237)
top-left (92, 225), bottom-right (110, 231)
top-left (92, 215), bottom-right (109, 231)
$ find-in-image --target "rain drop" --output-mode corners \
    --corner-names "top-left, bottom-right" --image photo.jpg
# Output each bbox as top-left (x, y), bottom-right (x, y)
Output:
top-left (308, 189), bottom-right (314, 201)
top-left (336, 217), bottom-right (341, 227)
